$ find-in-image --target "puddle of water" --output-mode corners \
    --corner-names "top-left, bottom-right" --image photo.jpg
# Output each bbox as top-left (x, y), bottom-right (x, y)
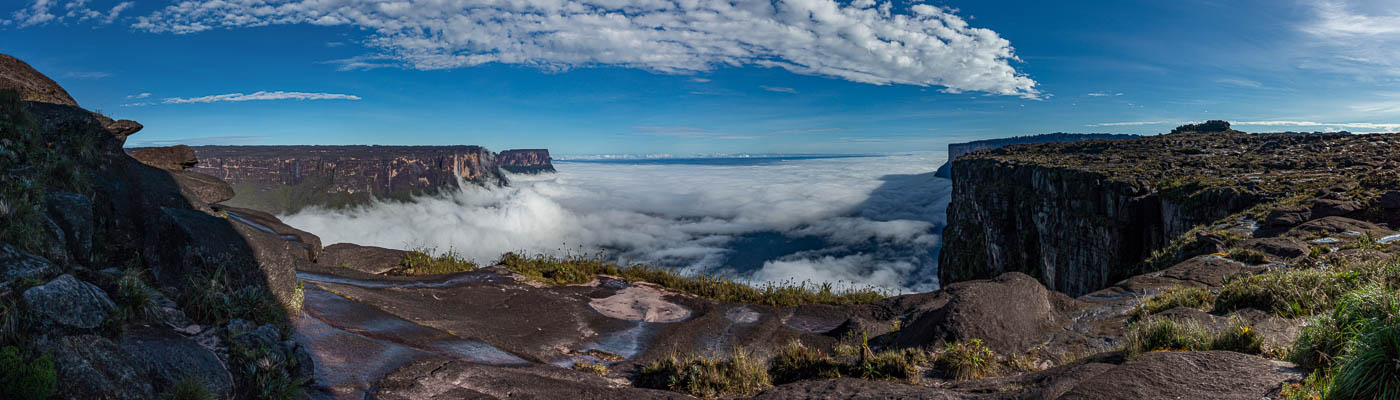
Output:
top-left (576, 321), bottom-right (653, 361)
top-left (225, 211), bottom-right (308, 247)
top-left (1311, 237), bottom-right (1341, 244)
top-left (1380, 234), bottom-right (1400, 244)
top-left (294, 310), bottom-right (431, 398)
top-left (297, 271), bottom-right (495, 290)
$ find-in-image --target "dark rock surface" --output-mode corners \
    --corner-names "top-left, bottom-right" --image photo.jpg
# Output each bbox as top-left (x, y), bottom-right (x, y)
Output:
top-left (21, 274), bottom-right (116, 330)
top-left (37, 334), bottom-right (156, 400)
top-left (750, 378), bottom-right (965, 399)
top-left (1239, 237), bottom-right (1310, 262)
top-left (0, 53), bottom-right (78, 106)
top-left (1058, 351), bottom-right (1301, 399)
top-left (0, 241), bottom-right (57, 284)
top-left (120, 328), bottom-right (235, 398)
top-left (43, 191), bottom-right (94, 265)
top-left (892, 273), bottom-right (1084, 355)
top-left (374, 357), bottom-right (686, 399)
top-left (171, 169), bottom-right (236, 205)
top-left (127, 144), bottom-right (199, 170)
top-left (316, 242), bottom-right (406, 274)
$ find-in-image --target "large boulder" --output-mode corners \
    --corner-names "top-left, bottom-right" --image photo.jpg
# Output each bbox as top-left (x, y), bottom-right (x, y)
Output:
top-left (317, 243), bottom-right (406, 275)
top-left (891, 273), bottom-right (1080, 355)
top-left (1058, 351), bottom-right (1301, 399)
top-left (217, 205), bottom-right (323, 261)
top-left (21, 274), bottom-right (115, 330)
top-left (0, 241), bottom-right (57, 285)
top-left (120, 328), bottom-right (234, 398)
top-left (0, 53), bottom-right (77, 106)
top-left (43, 191), bottom-right (94, 265)
top-left (144, 207), bottom-right (300, 309)
top-left (36, 335), bottom-right (156, 400)
top-left (171, 170), bottom-right (235, 205)
top-left (127, 145), bottom-right (198, 170)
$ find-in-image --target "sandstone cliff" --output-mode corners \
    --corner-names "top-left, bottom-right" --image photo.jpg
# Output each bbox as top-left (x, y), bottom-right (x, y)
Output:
top-left (933, 133), bottom-right (1140, 178)
top-left (178, 145), bottom-right (508, 214)
top-left (938, 124), bottom-right (1400, 296)
top-left (498, 148), bottom-right (556, 174)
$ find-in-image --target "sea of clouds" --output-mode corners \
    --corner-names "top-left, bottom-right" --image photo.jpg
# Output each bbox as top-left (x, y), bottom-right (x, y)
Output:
top-left (282, 153), bottom-right (952, 292)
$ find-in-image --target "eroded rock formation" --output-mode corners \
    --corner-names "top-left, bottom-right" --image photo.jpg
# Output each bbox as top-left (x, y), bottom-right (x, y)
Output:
top-left (498, 148), bottom-right (556, 174)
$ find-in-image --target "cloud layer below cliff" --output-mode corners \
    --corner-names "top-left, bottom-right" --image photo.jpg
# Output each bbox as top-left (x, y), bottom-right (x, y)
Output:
top-left (282, 153), bottom-right (951, 292)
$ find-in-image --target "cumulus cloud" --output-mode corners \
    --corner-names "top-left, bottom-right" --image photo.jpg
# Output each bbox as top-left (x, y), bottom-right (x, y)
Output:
top-left (1236, 120), bottom-right (1400, 132)
top-left (161, 91), bottom-right (362, 104)
top-left (7, 0), bottom-right (131, 27)
top-left (130, 0), bottom-right (1040, 97)
top-left (282, 153), bottom-right (951, 292)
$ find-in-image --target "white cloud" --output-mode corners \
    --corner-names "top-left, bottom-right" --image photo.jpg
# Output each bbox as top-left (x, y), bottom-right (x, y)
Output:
top-left (1236, 120), bottom-right (1400, 132)
top-left (761, 85), bottom-right (798, 94)
top-left (689, 77), bottom-right (711, 83)
top-left (1298, 1), bottom-right (1400, 77)
top-left (1216, 78), bottom-right (1263, 88)
top-left (126, 92), bottom-right (151, 99)
top-left (8, 0), bottom-right (131, 27)
top-left (162, 91), bottom-right (362, 104)
top-left (131, 0), bottom-right (1040, 97)
top-left (632, 125), bottom-right (756, 139)
top-left (63, 71), bottom-right (111, 79)
top-left (1086, 92), bottom-right (1122, 97)
top-left (282, 153), bottom-right (952, 291)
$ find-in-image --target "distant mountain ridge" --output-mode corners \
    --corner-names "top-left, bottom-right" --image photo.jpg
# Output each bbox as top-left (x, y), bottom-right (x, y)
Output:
top-left (934, 133), bottom-right (1142, 178)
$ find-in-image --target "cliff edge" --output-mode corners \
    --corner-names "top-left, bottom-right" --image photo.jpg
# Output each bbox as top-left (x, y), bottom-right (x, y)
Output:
top-left (939, 121), bottom-right (1400, 295)
top-left (498, 148), bottom-right (556, 174)
top-left (933, 133), bottom-right (1141, 178)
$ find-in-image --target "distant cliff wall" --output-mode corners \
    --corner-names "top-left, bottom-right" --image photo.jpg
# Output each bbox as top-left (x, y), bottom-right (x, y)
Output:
top-left (938, 135), bottom-right (1267, 296)
top-left (933, 133), bottom-right (1141, 178)
top-left (497, 149), bottom-right (555, 174)
top-left (185, 145), bottom-right (508, 214)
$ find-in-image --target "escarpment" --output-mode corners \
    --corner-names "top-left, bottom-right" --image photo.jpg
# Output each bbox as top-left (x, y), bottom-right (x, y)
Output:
top-left (176, 145), bottom-right (510, 214)
top-left (939, 123), bottom-right (1400, 296)
top-left (498, 148), bottom-right (556, 174)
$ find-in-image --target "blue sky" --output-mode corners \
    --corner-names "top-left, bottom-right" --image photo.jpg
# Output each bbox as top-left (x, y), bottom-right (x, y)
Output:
top-left (5, 0), bottom-right (1400, 155)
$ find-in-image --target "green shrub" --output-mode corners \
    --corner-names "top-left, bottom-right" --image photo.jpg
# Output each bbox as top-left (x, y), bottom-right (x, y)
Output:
top-left (0, 346), bottom-right (56, 400)
top-left (571, 361), bottom-right (608, 377)
top-left (391, 247), bottom-right (478, 275)
top-left (1122, 317), bottom-right (1211, 357)
top-left (161, 376), bottom-right (215, 400)
top-left (1290, 285), bottom-right (1400, 371)
top-left (1327, 325), bottom-right (1400, 400)
top-left (1210, 318), bottom-right (1263, 355)
top-left (936, 339), bottom-right (994, 380)
top-left (636, 348), bottom-right (771, 398)
top-left (1280, 369), bottom-right (1332, 400)
top-left (1130, 286), bottom-right (1215, 320)
top-left (768, 341), bottom-right (841, 384)
top-left (496, 253), bottom-right (887, 307)
top-left (1227, 248), bottom-right (1270, 265)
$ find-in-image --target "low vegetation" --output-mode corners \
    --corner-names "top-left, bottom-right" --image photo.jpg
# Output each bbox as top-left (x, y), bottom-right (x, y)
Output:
top-left (1281, 281), bottom-right (1400, 400)
top-left (935, 339), bottom-right (994, 380)
top-left (1121, 316), bottom-right (1263, 357)
top-left (496, 253), bottom-right (887, 307)
top-left (769, 339), bottom-right (926, 384)
top-left (114, 269), bottom-right (162, 323)
top-left (571, 361), bottom-right (608, 377)
top-left (636, 348), bottom-right (771, 399)
top-left (1226, 248), bottom-right (1269, 265)
top-left (180, 268), bottom-right (287, 328)
top-left (160, 377), bottom-right (215, 400)
top-left (0, 345), bottom-right (56, 400)
top-left (390, 247), bottom-right (479, 275)
top-left (0, 90), bottom-right (101, 254)
top-left (1214, 262), bottom-right (1377, 318)
top-left (1129, 286), bottom-right (1215, 320)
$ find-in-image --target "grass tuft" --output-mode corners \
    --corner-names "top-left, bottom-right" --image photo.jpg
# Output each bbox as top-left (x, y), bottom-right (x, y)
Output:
top-left (1227, 248), bottom-right (1270, 265)
top-left (1209, 317), bottom-right (1263, 355)
top-left (390, 247), bottom-right (478, 275)
top-left (1121, 317), bottom-right (1211, 357)
top-left (636, 348), bottom-right (771, 399)
top-left (935, 339), bottom-right (994, 380)
top-left (160, 376), bottom-right (215, 400)
top-left (1326, 325), bottom-right (1400, 400)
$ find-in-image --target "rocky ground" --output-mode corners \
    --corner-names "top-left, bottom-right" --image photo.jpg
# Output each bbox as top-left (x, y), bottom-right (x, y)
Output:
top-left (4, 53), bottom-right (1397, 400)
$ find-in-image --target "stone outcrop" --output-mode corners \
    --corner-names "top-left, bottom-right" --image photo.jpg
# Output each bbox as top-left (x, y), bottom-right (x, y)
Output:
top-left (498, 148), bottom-right (556, 174)
top-left (21, 274), bottom-right (116, 330)
top-left (939, 128), bottom-right (1400, 296)
top-left (127, 144), bottom-right (198, 170)
top-left (316, 243), bottom-right (406, 274)
top-left (184, 145), bottom-right (509, 213)
top-left (0, 53), bottom-right (78, 106)
top-left (933, 133), bottom-right (1140, 178)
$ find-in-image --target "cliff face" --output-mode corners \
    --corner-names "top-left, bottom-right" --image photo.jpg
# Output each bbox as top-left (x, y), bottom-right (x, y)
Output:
top-left (938, 129), bottom-right (1399, 296)
top-left (184, 145), bottom-right (508, 214)
top-left (933, 133), bottom-right (1141, 178)
top-left (497, 148), bottom-right (556, 174)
